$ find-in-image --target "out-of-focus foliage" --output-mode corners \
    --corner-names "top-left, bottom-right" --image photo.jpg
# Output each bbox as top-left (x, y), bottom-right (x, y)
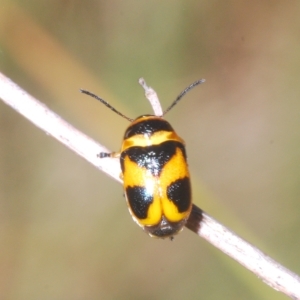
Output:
top-left (1, 0), bottom-right (300, 299)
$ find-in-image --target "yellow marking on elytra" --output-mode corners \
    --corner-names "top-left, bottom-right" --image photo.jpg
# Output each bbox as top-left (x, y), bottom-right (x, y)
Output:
top-left (122, 130), bottom-right (184, 150)
top-left (160, 147), bottom-right (191, 222)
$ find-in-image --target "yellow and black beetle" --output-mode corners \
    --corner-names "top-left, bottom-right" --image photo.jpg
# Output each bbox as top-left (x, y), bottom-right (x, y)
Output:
top-left (81, 78), bottom-right (205, 238)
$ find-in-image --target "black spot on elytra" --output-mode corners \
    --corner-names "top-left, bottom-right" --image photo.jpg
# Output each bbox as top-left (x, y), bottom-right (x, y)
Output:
top-left (167, 177), bottom-right (191, 212)
top-left (120, 141), bottom-right (186, 176)
top-left (126, 186), bottom-right (153, 219)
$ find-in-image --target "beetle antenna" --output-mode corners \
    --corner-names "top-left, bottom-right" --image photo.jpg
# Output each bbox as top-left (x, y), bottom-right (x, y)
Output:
top-left (80, 89), bottom-right (133, 122)
top-left (163, 79), bottom-right (205, 116)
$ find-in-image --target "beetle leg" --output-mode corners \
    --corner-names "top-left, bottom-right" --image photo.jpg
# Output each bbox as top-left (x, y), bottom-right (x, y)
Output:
top-left (97, 151), bottom-right (120, 158)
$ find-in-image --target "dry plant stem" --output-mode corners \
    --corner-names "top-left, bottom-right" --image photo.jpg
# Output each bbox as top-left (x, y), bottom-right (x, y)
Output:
top-left (0, 72), bottom-right (121, 183)
top-left (138, 77), bottom-right (163, 116)
top-left (186, 205), bottom-right (300, 299)
top-left (0, 72), bottom-right (300, 299)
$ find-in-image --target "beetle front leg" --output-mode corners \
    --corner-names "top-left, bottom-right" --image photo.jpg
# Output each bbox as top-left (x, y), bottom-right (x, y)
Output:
top-left (97, 151), bottom-right (121, 159)
top-left (97, 152), bottom-right (122, 179)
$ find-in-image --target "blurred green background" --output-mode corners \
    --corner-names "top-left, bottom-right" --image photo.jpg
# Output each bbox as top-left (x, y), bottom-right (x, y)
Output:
top-left (1, 0), bottom-right (300, 299)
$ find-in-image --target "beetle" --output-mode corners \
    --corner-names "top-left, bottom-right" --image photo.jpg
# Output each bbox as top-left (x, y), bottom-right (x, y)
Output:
top-left (80, 78), bottom-right (205, 238)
